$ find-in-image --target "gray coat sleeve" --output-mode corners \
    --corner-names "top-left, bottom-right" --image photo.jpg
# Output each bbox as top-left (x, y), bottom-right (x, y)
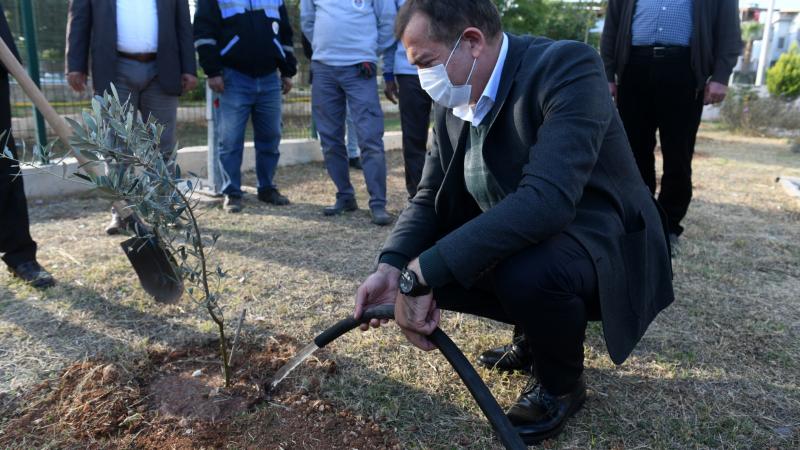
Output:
top-left (65, 0), bottom-right (91, 74)
top-left (378, 116), bottom-right (446, 269)
top-left (176, 0), bottom-right (197, 76)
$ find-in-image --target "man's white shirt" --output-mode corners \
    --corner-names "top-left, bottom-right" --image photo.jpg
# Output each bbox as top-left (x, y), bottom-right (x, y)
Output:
top-left (453, 33), bottom-right (509, 126)
top-left (116, 0), bottom-right (159, 54)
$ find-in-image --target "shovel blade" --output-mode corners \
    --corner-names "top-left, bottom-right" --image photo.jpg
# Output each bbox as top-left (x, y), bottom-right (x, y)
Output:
top-left (121, 236), bottom-right (183, 303)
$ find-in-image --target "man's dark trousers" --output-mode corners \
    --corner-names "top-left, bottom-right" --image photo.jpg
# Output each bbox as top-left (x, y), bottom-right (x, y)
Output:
top-left (0, 73), bottom-right (37, 269)
top-left (617, 49), bottom-right (704, 236)
top-left (432, 233), bottom-right (600, 395)
top-left (396, 74), bottom-right (431, 199)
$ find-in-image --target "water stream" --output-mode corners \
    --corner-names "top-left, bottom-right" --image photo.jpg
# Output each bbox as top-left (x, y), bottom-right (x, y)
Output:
top-left (268, 341), bottom-right (320, 392)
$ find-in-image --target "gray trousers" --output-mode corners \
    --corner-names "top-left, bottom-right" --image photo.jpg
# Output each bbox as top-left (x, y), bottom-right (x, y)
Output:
top-left (111, 58), bottom-right (179, 160)
top-left (311, 61), bottom-right (386, 209)
top-left (106, 58), bottom-right (180, 218)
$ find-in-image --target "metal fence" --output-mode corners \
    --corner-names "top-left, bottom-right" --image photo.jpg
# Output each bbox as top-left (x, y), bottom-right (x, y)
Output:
top-left (1, 0), bottom-right (399, 155)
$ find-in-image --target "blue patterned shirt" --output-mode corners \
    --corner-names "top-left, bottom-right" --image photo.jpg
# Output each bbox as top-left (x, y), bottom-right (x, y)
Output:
top-left (631, 0), bottom-right (694, 47)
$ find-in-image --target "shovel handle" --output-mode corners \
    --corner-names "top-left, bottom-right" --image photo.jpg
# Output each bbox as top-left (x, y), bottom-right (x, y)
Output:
top-left (0, 38), bottom-right (133, 219)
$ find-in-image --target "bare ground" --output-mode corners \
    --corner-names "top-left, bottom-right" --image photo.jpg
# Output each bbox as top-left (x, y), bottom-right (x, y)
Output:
top-left (1, 126), bottom-right (799, 448)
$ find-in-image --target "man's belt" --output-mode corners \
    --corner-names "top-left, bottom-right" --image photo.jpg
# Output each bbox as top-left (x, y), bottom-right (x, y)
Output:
top-left (117, 51), bottom-right (157, 62)
top-left (630, 46), bottom-right (690, 59)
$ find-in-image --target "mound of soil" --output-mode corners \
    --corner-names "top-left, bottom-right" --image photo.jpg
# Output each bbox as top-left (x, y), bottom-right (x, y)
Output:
top-left (0, 336), bottom-right (400, 449)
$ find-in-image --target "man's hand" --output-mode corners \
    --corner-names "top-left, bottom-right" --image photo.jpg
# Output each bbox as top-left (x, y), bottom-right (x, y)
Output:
top-left (394, 258), bottom-right (439, 351)
top-left (395, 292), bottom-right (440, 351)
top-left (67, 72), bottom-right (87, 93)
top-left (354, 263), bottom-right (401, 331)
top-left (282, 77), bottom-right (293, 95)
top-left (208, 75), bottom-right (224, 93)
top-left (608, 82), bottom-right (617, 103)
top-left (704, 81), bottom-right (727, 105)
top-left (384, 79), bottom-right (399, 104)
top-left (182, 74), bottom-right (198, 94)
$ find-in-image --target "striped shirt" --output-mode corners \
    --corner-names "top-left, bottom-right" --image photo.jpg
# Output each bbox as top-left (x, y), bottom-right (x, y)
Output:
top-left (631, 0), bottom-right (694, 47)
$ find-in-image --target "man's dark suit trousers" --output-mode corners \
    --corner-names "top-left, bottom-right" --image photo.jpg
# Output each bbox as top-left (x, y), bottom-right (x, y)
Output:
top-left (617, 50), bottom-right (705, 236)
top-left (0, 73), bottom-right (37, 269)
top-left (396, 74), bottom-right (431, 199)
top-left (433, 233), bottom-right (600, 395)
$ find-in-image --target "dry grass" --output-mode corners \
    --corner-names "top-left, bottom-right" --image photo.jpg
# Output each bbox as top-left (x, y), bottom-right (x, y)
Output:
top-left (1, 126), bottom-right (799, 448)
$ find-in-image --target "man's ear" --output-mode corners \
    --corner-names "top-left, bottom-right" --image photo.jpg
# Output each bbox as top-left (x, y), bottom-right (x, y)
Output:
top-left (462, 27), bottom-right (486, 58)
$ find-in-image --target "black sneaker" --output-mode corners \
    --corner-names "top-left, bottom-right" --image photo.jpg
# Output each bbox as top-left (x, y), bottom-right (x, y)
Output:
top-left (323, 197), bottom-right (358, 216)
top-left (224, 195), bottom-right (243, 213)
top-left (349, 157), bottom-right (363, 170)
top-left (258, 188), bottom-right (290, 206)
top-left (8, 261), bottom-right (56, 289)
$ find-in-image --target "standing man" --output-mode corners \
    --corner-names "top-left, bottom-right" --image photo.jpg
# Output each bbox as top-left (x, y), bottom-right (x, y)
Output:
top-left (300, 0), bottom-right (396, 225)
top-left (602, 0), bottom-right (741, 245)
top-left (1, 4), bottom-right (55, 289)
top-left (194, 0), bottom-right (298, 213)
top-left (383, 0), bottom-right (432, 200)
top-left (354, 0), bottom-right (674, 443)
top-left (66, 0), bottom-right (198, 234)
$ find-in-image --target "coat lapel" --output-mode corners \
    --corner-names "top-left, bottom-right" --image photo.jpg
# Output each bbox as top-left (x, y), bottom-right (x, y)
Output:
top-left (483, 34), bottom-right (529, 131)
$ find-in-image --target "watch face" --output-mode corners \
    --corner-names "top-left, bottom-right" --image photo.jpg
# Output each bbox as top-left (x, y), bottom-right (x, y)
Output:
top-left (399, 270), bottom-right (414, 294)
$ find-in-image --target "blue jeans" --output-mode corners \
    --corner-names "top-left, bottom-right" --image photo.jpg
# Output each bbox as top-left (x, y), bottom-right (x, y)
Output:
top-left (346, 104), bottom-right (359, 158)
top-left (218, 69), bottom-right (282, 197)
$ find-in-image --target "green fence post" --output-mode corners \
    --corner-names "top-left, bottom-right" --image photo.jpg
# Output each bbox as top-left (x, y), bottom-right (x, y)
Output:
top-left (19, 0), bottom-right (48, 163)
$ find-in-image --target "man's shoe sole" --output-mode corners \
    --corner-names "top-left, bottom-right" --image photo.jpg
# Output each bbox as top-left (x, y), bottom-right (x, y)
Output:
top-left (515, 392), bottom-right (586, 445)
top-left (477, 358), bottom-right (533, 374)
top-left (323, 206), bottom-right (358, 216)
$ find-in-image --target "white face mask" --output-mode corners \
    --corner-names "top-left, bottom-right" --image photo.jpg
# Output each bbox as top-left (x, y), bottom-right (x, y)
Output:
top-left (418, 34), bottom-right (477, 109)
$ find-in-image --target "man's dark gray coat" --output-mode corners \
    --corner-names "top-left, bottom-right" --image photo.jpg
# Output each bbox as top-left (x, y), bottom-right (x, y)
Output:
top-left (66, 0), bottom-right (196, 96)
top-left (379, 34), bottom-right (674, 364)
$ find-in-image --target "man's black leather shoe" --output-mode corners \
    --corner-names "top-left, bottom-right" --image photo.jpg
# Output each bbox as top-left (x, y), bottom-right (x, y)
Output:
top-left (9, 261), bottom-right (56, 289)
top-left (323, 197), bottom-right (358, 216)
top-left (478, 327), bottom-right (533, 373)
top-left (478, 341), bottom-right (533, 373)
top-left (258, 187), bottom-right (290, 206)
top-left (506, 375), bottom-right (586, 444)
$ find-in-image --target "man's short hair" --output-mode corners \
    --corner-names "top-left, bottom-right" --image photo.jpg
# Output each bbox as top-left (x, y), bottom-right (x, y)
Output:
top-left (395, 0), bottom-right (502, 45)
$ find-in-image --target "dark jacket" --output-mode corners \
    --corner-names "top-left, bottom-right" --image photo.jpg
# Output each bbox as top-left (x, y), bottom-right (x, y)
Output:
top-left (379, 35), bottom-right (674, 365)
top-left (0, 4), bottom-right (21, 79)
top-left (65, 0), bottom-right (197, 97)
top-left (601, 0), bottom-right (742, 88)
top-left (193, 0), bottom-right (297, 78)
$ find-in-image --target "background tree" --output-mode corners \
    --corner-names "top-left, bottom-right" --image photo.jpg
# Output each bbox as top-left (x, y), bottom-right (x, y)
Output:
top-left (739, 21), bottom-right (764, 83)
top-left (767, 43), bottom-right (800, 100)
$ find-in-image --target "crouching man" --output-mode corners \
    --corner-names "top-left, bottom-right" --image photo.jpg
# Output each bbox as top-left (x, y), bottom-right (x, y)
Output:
top-left (353, 0), bottom-right (674, 444)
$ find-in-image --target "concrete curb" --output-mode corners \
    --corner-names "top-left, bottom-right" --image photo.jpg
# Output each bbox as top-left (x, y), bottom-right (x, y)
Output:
top-left (21, 131), bottom-right (403, 198)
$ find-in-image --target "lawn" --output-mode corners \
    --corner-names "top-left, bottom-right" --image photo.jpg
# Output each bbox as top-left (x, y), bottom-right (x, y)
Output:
top-left (0, 126), bottom-right (798, 448)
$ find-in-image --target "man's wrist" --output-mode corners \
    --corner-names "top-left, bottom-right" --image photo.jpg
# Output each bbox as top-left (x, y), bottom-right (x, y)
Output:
top-left (377, 262), bottom-right (401, 277)
top-left (406, 258), bottom-right (427, 286)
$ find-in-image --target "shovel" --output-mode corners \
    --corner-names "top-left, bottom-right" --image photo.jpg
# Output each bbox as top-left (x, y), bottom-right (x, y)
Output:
top-left (0, 39), bottom-right (183, 303)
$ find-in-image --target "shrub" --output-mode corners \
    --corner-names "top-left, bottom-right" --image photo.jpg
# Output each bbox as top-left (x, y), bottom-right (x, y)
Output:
top-left (767, 43), bottom-right (800, 100)
top-left (720, 85), bottom-right (800, 135)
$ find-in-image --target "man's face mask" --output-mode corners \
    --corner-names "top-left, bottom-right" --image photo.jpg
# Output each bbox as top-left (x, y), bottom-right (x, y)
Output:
top-left (418, 33), bottom-right (477, 109)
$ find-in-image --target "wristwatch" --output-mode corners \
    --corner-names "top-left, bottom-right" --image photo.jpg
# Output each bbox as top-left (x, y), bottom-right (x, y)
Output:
top-left (399, 267), bottom-right (431, 297)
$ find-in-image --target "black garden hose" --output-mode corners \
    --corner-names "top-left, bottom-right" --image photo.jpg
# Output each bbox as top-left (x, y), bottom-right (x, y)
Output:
top-left (314, 304), bottom-right (527, 450)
